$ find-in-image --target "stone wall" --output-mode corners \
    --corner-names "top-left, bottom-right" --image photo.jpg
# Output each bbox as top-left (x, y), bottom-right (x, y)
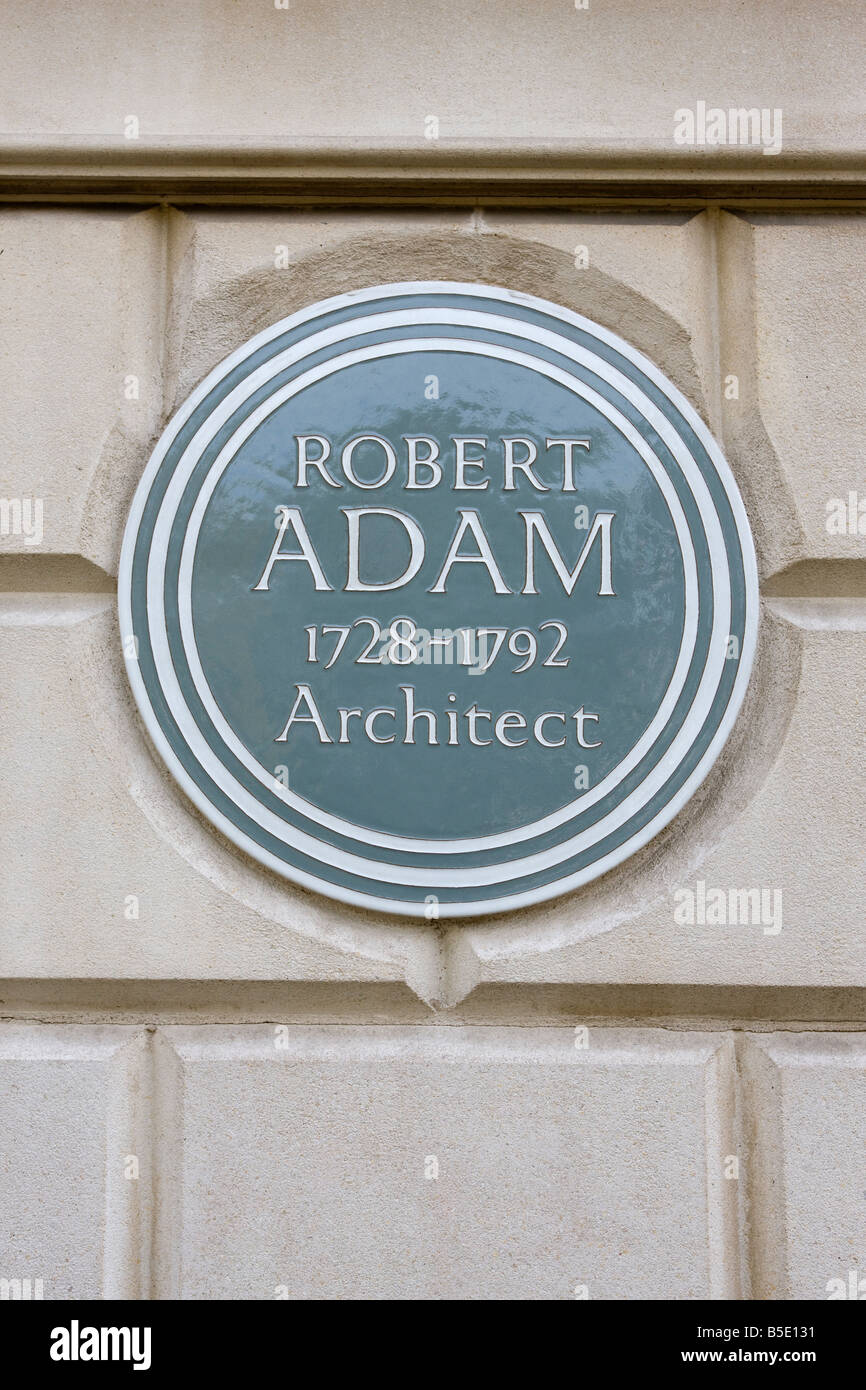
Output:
top-left (1, 2), bottom-right (864, 1300)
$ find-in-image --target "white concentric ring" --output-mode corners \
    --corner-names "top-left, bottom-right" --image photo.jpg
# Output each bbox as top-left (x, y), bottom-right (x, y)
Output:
top-left (170, 337), bottom-right (705, 856)
top-left (146, 310), bottom-right (725, 854)
top-left (119, 282), bottom-right (758, 916)
top-left (147, 338), bottom-right (724, 884)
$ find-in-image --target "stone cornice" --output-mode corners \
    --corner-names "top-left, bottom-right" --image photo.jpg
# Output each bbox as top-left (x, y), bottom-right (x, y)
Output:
top-left (3, 137), bottom-right (866, 206)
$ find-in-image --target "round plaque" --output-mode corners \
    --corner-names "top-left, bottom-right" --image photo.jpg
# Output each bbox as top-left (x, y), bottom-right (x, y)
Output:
top-left (119, 282), bottom-right (758, 917)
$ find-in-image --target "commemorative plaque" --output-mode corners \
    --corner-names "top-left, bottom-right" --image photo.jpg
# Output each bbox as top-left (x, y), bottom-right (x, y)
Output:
top-left (120, 282), bottom-right (757, 917)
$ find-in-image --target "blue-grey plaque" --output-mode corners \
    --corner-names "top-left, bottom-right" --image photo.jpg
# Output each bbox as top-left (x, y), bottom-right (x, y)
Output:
top-left (119, 282), bottom-right (758, 917)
